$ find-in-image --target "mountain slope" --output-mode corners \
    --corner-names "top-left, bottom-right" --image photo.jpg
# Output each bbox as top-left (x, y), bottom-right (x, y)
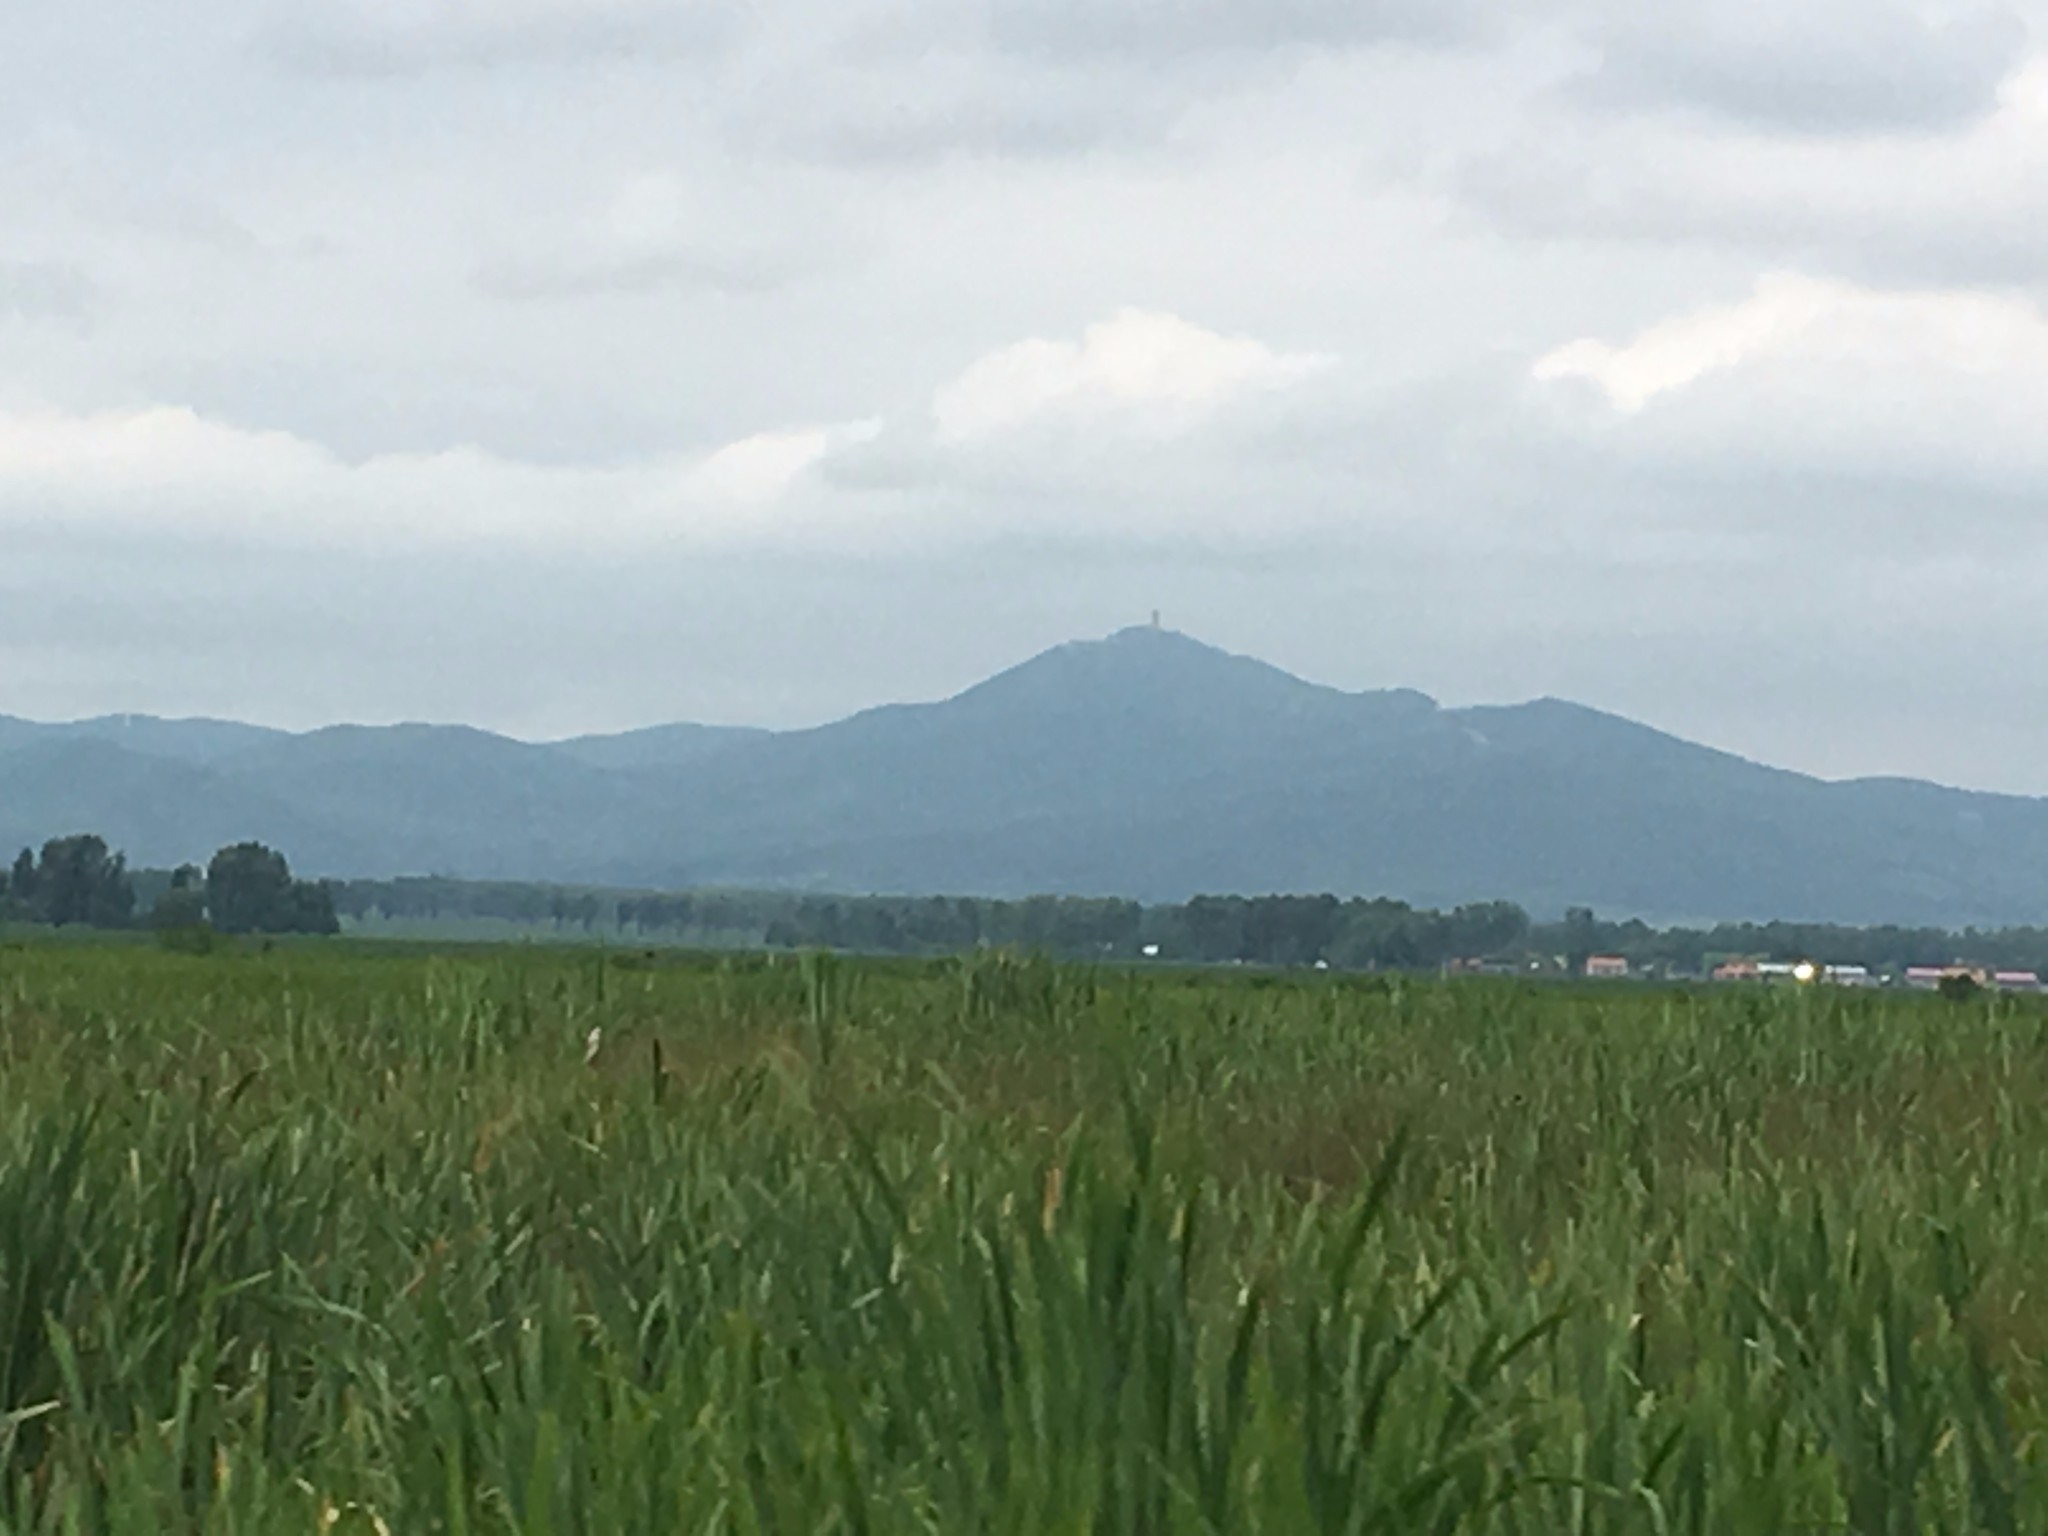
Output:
top-left (207, 725), bottom-right (669, 880)
top-left (0, 714), bottom-right (288, 765)
top-left (6, 626), bottom-right (2048, 926)
top-left (547, 723), bottom-right (768, 771)
top-left (0, 739), bottom-right (351, 872)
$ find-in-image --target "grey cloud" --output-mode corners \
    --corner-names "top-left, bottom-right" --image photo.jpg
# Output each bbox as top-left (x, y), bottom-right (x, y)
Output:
top-left (759, 0), bottom-right (1502, 164)
top-left (728, 57), bottom-right (1185, 165)
top-left (980, 0), bottom-right (1491, 60)
top-left (761, 102), bottom-right (1162, 166)
top-left (1448, 120), bottom-right (2048, 288)
top-left (0, 260), bottom-right (95, 326)
top-left (473, 249), bottom-right (801, 302)
top-left (1570, 1), bottom-right (2030, 133)
top-left (259, 1), bottom-right (736, 78)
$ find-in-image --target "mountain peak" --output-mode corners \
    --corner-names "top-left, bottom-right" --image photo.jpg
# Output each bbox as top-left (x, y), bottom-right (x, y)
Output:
top-left (1100, 620), bottom-right (1211, 646)
top-left (951, 626), bottom-right (1330, 717)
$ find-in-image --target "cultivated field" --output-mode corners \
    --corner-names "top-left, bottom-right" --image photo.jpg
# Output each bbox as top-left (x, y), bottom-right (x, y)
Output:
top-left (1, 940), bottom-right (2044, 1532)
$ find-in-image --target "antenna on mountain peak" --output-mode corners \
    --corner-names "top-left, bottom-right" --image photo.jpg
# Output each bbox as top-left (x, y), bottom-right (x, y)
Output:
top-left (1150, 610), bottom-right (1162, 631)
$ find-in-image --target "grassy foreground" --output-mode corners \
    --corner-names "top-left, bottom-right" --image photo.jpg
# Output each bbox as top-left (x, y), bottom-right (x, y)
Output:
top-left (1, 942), bottom-right (2046, 1532)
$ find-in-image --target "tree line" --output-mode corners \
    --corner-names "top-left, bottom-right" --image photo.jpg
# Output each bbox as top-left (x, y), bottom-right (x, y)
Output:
top-left (335, 876), bottom-right (2048, 976)
top-left (336, 878), bottom-right (1533, 970)
top-left (13, 843), bottom-right (2044, 976)
top-left (2, 835), bottom-right (338, 936)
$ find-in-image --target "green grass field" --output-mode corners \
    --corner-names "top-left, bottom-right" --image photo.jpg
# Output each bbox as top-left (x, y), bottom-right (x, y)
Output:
top-left (2, 938), bottom-right (2045, 1532)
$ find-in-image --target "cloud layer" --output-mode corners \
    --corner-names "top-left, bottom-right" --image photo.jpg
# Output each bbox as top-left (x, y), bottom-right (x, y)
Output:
top-left (9, 0), bottom-right (2048, 797)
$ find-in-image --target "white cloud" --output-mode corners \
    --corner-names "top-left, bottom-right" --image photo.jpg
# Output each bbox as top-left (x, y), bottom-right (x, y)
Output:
top-left (1531, 272), bottom-right (2048, 514)
top-left (1535, 272), bottom-right (2048, 413)
top-left (1534, 273), bottom-right (1847, 411)
top-left (930, 309), bottom-right (1333, 441)
top-left (685, 420), bottom-right (883, 503)
top-left (0, 404), bottom-right (888, 551)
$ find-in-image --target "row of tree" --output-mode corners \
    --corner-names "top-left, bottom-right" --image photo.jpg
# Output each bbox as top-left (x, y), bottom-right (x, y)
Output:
top-left (17, 835), bottom-right (2035, 974)
top-left (335, 878), bottom-right (1535, 970)
top-left (1, 836), bottom-right (338, 936)
top-left (333, 874), bottom-right (2048, 976)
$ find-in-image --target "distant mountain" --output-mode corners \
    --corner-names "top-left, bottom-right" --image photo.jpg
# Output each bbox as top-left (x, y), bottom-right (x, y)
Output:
top-left (547, 722), bottom-right (769, 772)
top-left (0, 713), bottom-right (288, 765)
top-left (0, 739), bottom-right (342, 871)
top-left (7, 626), bottom-right (2048, 926)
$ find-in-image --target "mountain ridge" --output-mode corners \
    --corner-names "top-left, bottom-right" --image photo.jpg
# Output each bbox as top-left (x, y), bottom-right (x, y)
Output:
top-left (4, 627), bottom-right (2045, 927)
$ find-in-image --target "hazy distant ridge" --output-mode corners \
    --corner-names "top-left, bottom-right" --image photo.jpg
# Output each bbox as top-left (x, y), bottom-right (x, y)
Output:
top-left (5, 628), bottom-right (2046, 926)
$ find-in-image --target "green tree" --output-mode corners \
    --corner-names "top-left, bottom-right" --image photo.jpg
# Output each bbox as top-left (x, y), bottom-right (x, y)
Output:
top-left (205, 843), bottom-right (342, 936)
top-left (1563, 906), bottom-right (1600, 976)
top-left (1938, 970), bottom-right (1983, 1004)
top-left (36, 835), bottom-right (136, 928)
top-left (285, 880), bottom-right (341, 937)
top-left (206, 843), bottom-right (296, 935)
top-left (149, 886), bottom-right (210, 933)
top-left (1449, 902), bottom-right (1531, 959)
top-left (8, 847), bottom-right (36, 906)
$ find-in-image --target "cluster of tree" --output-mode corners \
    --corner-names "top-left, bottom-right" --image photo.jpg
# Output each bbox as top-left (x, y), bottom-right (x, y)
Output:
top-left (1175, 896), bottom-right (1530, 970)
top-left (188, 843), bottom-right (340, 936)
top-left (0, 835), bottom-right (137, 928)
top-left (1, 834), bottom-right (337, 936)
top-left (759, 895), bottom-right (1146, 956)
top-left (332, 879), bottom-right (768, 936)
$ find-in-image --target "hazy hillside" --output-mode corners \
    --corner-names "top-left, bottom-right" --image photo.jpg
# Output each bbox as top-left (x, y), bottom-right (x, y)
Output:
top-left (0, 714), bottom-right (288, 766)
top-left (6, 626), bottom-right (2048, 926)
top-left (0, 739), bottom-right (344, 872)
top-left (545, 723), bottom-right (769, 772)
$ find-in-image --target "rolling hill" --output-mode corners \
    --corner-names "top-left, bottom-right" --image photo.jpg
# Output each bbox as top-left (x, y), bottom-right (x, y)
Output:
top-left (5, 626), bottom-right (2047, 926)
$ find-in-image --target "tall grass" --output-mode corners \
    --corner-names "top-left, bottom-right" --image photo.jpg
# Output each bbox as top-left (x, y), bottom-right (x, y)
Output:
top-left (0, 942), bottom-right (2044, 1530)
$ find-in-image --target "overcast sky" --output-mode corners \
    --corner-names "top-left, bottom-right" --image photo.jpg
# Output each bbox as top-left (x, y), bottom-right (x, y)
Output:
top-left (5, 1), bottom-right (2048, 790)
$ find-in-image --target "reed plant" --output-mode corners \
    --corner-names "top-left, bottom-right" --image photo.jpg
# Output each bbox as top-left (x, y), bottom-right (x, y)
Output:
top-left (0, 942), bottom-right (2043, 1531)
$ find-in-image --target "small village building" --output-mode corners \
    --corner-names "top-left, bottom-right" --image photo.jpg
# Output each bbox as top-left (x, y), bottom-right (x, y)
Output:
top-left (1584, 955), bottom-right (1630, 980)
top-left (1906, 965), bottom-right (1991, 991)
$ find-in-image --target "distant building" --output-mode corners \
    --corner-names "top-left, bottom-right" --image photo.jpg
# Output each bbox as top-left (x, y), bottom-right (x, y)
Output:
top-left (1996, 971), bottom-right (2041, 993)
top-left (1716, 959), bottom-right (1866, 986)
top-left (1584, 955), bottom-right (1630, 980)
top-left (1906, 965), bottom-right (1991, 991)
